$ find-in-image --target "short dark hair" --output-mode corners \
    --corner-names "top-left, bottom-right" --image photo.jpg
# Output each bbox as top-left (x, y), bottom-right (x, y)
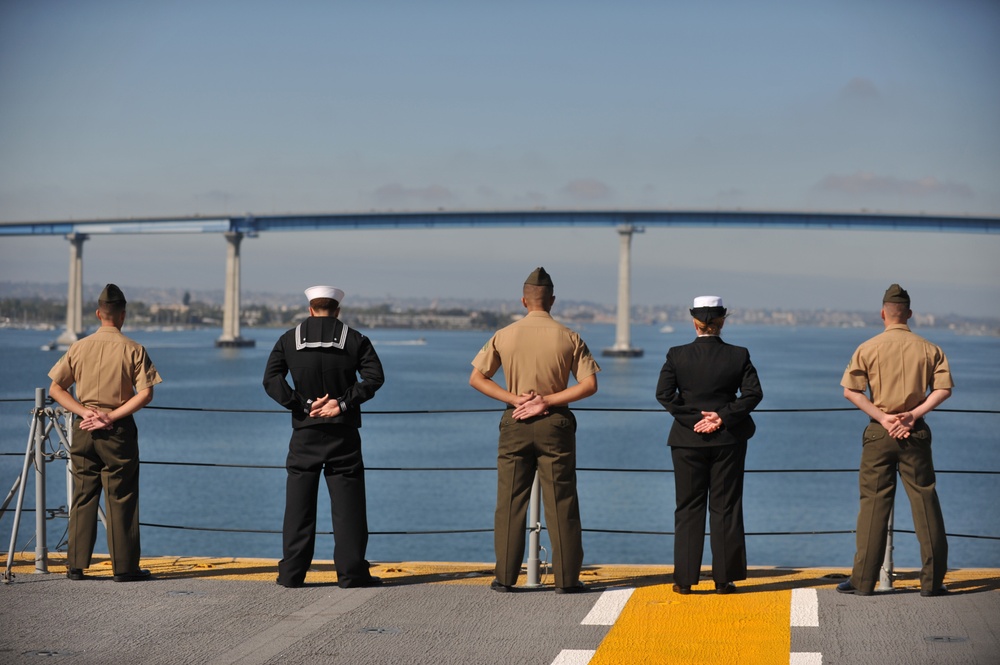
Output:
top-left (523, 283), bottom-right (553, 299)
top-left (522, 284), bottom-right (554, 310)
top-left (883, 301), bottom-right (910, 319)
top-left (98, 300), bottom-right (126, 318)
top-left (309, 298), bottom-right (339, 314)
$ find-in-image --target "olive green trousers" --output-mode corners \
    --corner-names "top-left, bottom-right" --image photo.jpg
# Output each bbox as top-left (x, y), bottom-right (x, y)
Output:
top-left (851, 420), bottom-right (948, 594)
top-left (69, 416), bottom-right (142, 575)
top-left (494, 407), bottom-right (583, 588)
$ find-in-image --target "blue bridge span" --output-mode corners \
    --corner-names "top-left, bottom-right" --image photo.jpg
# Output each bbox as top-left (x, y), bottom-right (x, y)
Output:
top-left (3, 209), bottom-right (998, 353)
top-left (3, 209), bottom-right (1000, 236)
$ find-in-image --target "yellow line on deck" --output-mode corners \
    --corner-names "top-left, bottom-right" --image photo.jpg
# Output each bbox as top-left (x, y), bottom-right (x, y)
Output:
top-left (9, 554), bottom-right (1000, 663)
top-left (586, 568), bottom-right (1000, 664)
top-left (9, 554), bottom-right (1000, 592)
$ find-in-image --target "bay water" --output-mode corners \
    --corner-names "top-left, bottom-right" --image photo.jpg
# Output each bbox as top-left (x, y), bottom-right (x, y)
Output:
top-left (2, 323), bottom-right (998, 570)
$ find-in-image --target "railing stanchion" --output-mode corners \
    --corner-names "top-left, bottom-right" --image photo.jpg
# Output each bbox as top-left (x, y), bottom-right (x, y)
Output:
top-left (878, 508), bottom-right (894, 592)
top-left (3, 398), bottom-right (40, 582)
top-left (34, 388), bottom-right (48, 573)
top-left (525, 470), bottom-right (542, 587)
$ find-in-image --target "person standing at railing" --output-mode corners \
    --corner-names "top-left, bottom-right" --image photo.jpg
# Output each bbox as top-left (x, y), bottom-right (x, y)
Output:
top-left (263, 285), bottom-right (385, 589)
top-left (47, 283), bottom-right (163, 583)
top-left (837, 284), bottom-right (953, 598)
top-left (655, 295), bottom-right (763, 595)
top-left (470, 267), bottom-right (600, 594)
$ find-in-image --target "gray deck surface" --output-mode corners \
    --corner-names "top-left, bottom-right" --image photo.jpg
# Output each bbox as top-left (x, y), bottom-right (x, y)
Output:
top-left (3, 566), bottom-right (998, 664)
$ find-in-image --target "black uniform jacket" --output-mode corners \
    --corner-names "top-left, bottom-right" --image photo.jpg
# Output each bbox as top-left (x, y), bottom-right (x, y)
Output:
top-left (655, 335), bottom-right (763, 448)
top-left (263, 316), bottom-right (385, 429)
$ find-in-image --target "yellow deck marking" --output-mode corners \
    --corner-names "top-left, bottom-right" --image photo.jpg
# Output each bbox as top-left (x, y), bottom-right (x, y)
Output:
top-left (10, 554), bottom-right (998, 595)
top-left (590, 582), bottom-right (790, 665)
top-left (9, 555), bottom-right (1000, 663)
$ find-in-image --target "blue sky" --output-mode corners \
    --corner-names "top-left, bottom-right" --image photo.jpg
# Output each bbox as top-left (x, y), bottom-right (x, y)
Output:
top-left (1, 1), bottom-right (998, 315)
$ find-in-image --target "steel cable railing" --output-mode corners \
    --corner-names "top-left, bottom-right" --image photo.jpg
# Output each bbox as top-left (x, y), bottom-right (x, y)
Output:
top-left (3, 395), bottom-right (999, 415)
top-left (5, 458), bottom-right (996, 539)
top-left (2, 401), bottom-right (999, 539)
top-left (2, 394), bottom-right (999, 583)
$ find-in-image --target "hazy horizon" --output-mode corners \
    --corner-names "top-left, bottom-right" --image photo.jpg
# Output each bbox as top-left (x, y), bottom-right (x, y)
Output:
top-left (2, 3), bottom-right (998, 317)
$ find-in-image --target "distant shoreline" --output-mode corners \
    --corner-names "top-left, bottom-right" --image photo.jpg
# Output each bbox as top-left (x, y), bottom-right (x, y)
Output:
top-left (2, 281), bottom-right (998, 337)
top-left (2, 315), bottom-right (997, 337)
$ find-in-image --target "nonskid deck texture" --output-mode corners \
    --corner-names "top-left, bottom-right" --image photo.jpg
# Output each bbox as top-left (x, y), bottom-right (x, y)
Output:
top-left (3, 555), bottom-right (999, 665)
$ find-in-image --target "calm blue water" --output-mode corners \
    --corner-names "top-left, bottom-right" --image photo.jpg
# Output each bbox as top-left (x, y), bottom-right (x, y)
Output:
top-left (2, 323), bottom-right (998, 569)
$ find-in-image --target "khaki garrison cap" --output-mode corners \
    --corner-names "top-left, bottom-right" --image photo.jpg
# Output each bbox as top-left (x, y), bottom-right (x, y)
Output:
top-left (883, 283), bottom-right (910, 305)
top-left (98, 283), bottom-right (127, 305)
top-left (524, 267), bottom-right (554, 287)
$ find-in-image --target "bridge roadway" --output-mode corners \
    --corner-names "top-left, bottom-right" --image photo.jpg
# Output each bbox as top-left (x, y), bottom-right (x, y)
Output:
top-left (4, 554), bottom-right (998, 664)
top-left (3, 209), bottom-right (999, 353)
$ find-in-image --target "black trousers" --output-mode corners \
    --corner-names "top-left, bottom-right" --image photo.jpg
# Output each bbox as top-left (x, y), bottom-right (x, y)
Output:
top-left (671, 442), bottom-right (748, 587)
top-left (278, 424), bottom-right (372, 587)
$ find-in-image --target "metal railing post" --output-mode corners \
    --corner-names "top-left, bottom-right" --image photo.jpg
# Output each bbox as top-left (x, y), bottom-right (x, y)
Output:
top-left (878, 508), bottom-right (894, 591)
top-left (525, 471), bottom-right (542, 587)
top-left (66, 416), bottom-right (74, 534)
top-left (34, 388), bottom-right (48, 573)
top-left (3, 400), bottom-right (39, 582)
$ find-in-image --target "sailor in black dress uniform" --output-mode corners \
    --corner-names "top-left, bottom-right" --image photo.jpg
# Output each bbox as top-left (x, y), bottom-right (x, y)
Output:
top-left (263, 285), bottom-right (385, 588)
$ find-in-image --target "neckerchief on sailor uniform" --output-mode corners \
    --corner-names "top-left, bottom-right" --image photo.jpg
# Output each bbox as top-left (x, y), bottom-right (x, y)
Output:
top-left (295, 317), bottom-right (349, 351)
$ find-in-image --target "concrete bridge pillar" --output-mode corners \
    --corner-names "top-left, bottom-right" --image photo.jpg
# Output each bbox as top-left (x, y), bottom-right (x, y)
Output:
top-left (55, 233), bottom-right (88, 348)
top-left (602, 224), bottom-right (644, 358)
top-left (216, 232), bottom-right (254, 348)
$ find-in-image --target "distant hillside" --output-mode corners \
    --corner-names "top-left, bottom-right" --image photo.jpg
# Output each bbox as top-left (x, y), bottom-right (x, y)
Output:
top-left (0, 281), bottom-right (557, 312)
top-left (1, 281), bottom-right (226, 306)
top-left (2, 281), bottom-right (997, 335)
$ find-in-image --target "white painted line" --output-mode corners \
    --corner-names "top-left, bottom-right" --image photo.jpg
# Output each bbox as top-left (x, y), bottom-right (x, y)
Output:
top-left (551, 649), bottom-right (596, 665)
top-left (790, 589), bottom-right (822, 664)
top-left (581, 588), bottom-right (635, 625)
top-left (790, 588), bottom-right (819, 627)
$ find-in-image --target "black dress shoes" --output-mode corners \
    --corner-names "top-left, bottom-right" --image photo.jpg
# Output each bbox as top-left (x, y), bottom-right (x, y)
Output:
top-left (555, 582), bottom-right (589, 594)
top-left (339, 576), bottom-right (383, 589)
top-left (672, 584), bottom-right (691, 595)
top-left (276, 578), bottom-right (303, 588)
top-left (836, 580), bottom-right (873, 596)
top-left (113, 569), bottom-right (153, 582)
top-left (490, 579), bottom-right (514, 593)
top-left (920, 586), bottom-right (950, 597)
top-left (66, 568), bottom-right (87, 581)
top-left (715, 582), bottom-right (737, 595)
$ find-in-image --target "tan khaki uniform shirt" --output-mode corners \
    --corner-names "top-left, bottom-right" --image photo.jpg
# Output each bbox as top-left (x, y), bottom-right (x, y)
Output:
top-left (48, 326), bottom-right (163, 410)
top-left (471, 311), bottom-right (600, 396)
top-left (840, 323), bottom-right (953, 414)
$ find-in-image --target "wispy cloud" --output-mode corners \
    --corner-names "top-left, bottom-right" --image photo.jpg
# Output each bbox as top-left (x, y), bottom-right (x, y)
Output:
top-left (714, 188), bottom-right (747, 205)
top-left (560, 178), bottom-right (614, 202)
top-left (193, 190), bottom-right (237, 212)
top-left (840, 77), bottom-right (880, 101)
top-left (371, 183), bottom-right (457, 207)
top-left (816, 172), bottom-right (974, 199)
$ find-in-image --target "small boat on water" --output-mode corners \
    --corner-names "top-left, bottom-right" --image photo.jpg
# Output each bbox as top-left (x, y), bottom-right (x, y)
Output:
top-left (375, 337), bottom-right (428, 346)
